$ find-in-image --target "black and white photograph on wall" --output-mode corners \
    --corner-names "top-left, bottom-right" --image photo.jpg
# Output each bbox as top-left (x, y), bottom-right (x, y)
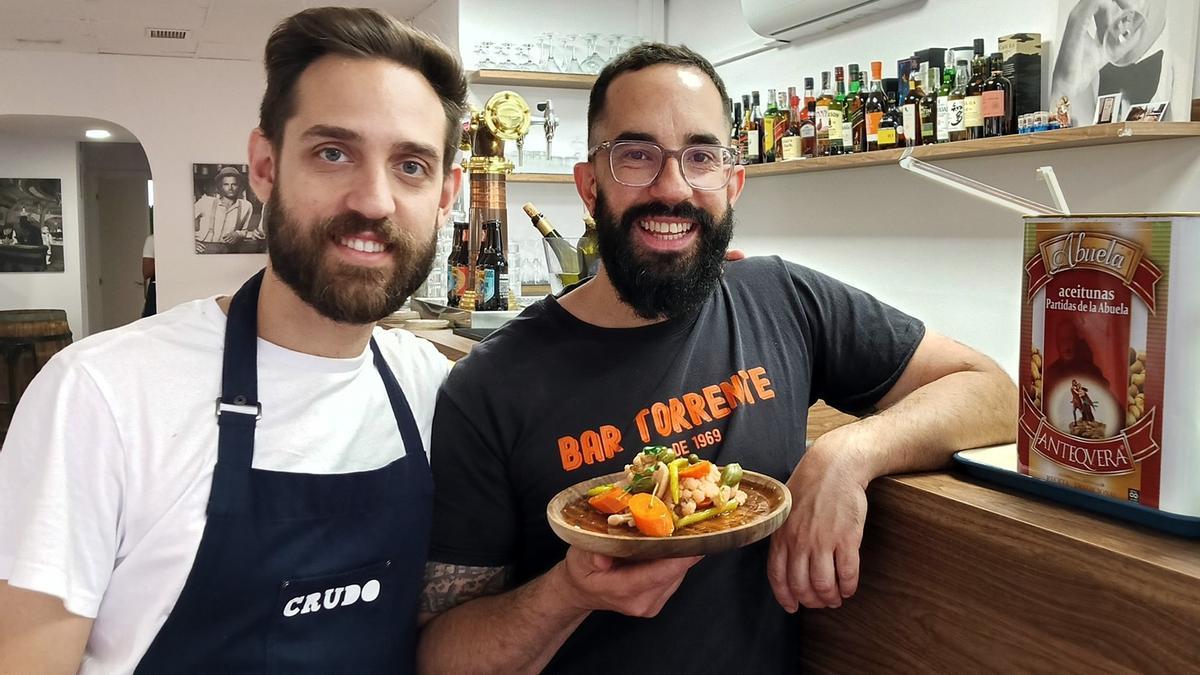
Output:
top-left (192, 163), bottom-right (265, 254)
top-left (1051, 0), bottom-right (1199, 128)
top-left (0, 178), bottom-right (64, 273)
top-left (1093, 92), bottom-right (1122, 123)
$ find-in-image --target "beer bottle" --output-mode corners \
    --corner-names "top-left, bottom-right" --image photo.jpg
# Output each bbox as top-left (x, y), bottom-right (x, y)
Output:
top-left (474, 219), bottom-right (508, 311)
top-left (446, 220), bottom-right (469, 307)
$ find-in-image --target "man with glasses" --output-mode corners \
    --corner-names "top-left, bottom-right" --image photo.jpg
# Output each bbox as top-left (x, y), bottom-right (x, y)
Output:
top-left (417, 44), bottom-right (1015, 672)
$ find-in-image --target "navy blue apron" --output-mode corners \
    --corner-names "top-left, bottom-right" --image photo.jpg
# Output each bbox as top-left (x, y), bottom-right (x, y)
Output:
top-left (136, 270), bottom-right (432, 673)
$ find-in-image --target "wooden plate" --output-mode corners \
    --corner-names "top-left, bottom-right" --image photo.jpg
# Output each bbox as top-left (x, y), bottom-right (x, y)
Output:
top-left (546, 470), bottom-right (791, 560)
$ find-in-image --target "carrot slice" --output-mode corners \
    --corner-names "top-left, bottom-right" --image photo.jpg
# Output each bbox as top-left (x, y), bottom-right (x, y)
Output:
top-left (678, 461), bottom-right (713, 480)
top-left (588, 487), bottom-right (631, 515)
top-left (627, 493), bottom-right (675, 537)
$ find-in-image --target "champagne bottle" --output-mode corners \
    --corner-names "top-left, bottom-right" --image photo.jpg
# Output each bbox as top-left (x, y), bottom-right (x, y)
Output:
top-left (577, 214), bottom-right (600, 278)
top-left (522, 202), bottom-right (562, 238)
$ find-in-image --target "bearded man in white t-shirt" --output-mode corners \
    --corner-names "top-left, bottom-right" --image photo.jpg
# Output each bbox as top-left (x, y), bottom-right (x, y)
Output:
top-left (0, 7), bottom-right (464, 673)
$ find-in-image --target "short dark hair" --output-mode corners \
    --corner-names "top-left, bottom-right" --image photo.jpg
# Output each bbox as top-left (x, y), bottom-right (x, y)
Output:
top-left (259, 7), bottom-right (467, 173)
top-left (587, 43), bottom-right (731, 145)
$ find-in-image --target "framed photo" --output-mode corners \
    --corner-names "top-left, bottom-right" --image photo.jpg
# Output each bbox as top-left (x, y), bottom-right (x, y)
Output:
top-left (1125, 103), bottom-right (1151, 121)
top-left (192, 163), bottom-right (266, 255)
top-left (0, 178), bottom-right (64, 273)
top-left (1093, 93), bottom-right (1121, 124)
top-left (1145, 101), bottom-right (1170, 121)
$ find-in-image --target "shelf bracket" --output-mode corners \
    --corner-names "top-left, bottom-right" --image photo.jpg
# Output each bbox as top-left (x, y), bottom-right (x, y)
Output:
top-left (898, 146), bottom-right (1064, 216)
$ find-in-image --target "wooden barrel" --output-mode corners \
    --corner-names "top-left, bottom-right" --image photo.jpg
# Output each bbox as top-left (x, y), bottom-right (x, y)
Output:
top-left (0, 309), bottom-right (73, 436)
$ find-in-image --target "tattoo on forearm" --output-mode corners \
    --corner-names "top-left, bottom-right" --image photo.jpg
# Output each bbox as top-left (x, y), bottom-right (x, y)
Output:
top-left (420, 562), bottom-right (513, 615)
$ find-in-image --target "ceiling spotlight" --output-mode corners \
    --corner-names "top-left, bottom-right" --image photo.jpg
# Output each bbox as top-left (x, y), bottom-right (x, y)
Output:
top-left (85, 129), bottom-right (112, 139)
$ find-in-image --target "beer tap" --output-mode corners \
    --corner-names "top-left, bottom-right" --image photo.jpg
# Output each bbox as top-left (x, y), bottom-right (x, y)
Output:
top-left (516, 99), bottom-right (558, 166)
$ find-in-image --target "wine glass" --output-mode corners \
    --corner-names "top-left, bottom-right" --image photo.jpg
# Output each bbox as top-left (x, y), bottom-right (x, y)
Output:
top-left (580, 33), bottom-right (605, 74)
top-left (535, 33), bottom-right (554, 72)
top-left (514, 43), bottom-right (536, 71)
top-left (476, 41), bottom-right (496, 69)
top-left (497, 42), bottom-right (518, 70)
top-left (563, 35), bottom-right (583, 74)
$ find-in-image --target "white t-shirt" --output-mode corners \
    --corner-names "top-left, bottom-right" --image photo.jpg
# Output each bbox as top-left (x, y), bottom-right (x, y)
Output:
top-left (0, 297), bottom-right (451, 673)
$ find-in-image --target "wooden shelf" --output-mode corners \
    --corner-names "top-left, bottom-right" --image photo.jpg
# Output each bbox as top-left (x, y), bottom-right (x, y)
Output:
top-left (744, 121), bottom-right (1200, 177)
top-left (507, 172), bottom-right (574, 184)
top-left (467, 69), bottom-right (596, 90)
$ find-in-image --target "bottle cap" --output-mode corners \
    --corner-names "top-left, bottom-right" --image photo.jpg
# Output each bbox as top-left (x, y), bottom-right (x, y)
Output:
top-left (521, 202), bottom-right (540, 219)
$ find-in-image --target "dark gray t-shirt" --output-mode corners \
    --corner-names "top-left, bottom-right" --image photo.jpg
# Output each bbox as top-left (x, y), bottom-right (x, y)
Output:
top-left (430, 256), bottom-right (924, 672)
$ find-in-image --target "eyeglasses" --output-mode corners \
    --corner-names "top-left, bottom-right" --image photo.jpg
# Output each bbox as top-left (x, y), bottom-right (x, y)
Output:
top-left (587, 140), bottom-right (737, 191)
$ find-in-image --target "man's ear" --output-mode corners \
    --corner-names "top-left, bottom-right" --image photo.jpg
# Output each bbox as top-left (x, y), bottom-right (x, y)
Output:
top-left (247, 129), bottom-right (277, 204)
top-left (438, 164), bottom-right (463, 228)
top-left (573, 160), bottom-right (597, 216)
top-left (726, 164), bottom-right (746, 207)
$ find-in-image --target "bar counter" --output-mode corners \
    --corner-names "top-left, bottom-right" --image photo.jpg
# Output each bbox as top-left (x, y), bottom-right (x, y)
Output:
top-left (413, 328), bottom-right (1200, 670)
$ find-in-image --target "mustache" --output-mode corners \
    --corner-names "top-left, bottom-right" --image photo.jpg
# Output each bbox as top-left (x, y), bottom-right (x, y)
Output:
top-left (318, 211), bottom-right (404, 245)
top-left (619, 201), bottom-right (715, 229)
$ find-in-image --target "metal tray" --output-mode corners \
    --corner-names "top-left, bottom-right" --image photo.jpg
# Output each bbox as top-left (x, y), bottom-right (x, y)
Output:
top-left (954, 445), bottom-right (1200, 538)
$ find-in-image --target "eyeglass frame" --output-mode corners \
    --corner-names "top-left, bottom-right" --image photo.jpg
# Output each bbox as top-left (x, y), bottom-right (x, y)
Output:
top-left (586, 139), bottom-right (738, 191)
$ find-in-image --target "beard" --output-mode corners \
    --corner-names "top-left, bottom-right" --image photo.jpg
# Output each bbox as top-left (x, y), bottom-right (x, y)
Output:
top-left (264, 186), bottom-right (437, 324)
top-left (592, 190), bottom-right (733, 321)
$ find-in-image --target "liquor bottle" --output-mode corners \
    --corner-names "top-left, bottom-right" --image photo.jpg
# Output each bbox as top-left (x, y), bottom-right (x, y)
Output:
top-left (827, 66), bottom-right (846, 156)
top-left (814, 71), bottom-right (833, 157)
top-left (936, 65), bottom-right (955, 143)
top-left (780, 92), bottom-right (802, 161)
top-left (763, 88), bottom-right (779, 162)
top-left (847, 71), bottom-right (865, 154)
top-left (746, 90), bottom-right (763, 164)
top-left (835, 67), bottom-right (852, 154)
top-left (878, 93), bottom-right (900, 150)
top-left (920, 66), bottom-right (940, 145)
top-left (803, 77), bottom-right (815, 108)
top-left (864, 61), bottom-right (888, 151)
top-left (738, 95), bottom-right (751, 165)
top-left (948, 60), bottom-right (969, 142)
top-left (964, 53), bottom-right (987, 140)
top-left (901, 72), bottom-right (924, 146)
top-left (522, 201), bottom-right (562, 238)
top-left (730, 99), bottom-right (743, 158)
top-left (445, 220), bottom-right (469, 308)
top-left (577, 214), bottom-right (600, 277)
top-left (982, 54), bottom-right (1013, 137)
top-left (775, 89), bottom-right (791, 157)
top-left (800, 100), bottom-right (817, 158)
top-left (474, 219), bottom-right (508, 311)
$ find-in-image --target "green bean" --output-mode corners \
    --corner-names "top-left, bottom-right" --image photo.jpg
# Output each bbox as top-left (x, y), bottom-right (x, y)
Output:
top-left (674, 500), bottom-right (738, 529)
top-left (585, 483), bottom-right (615, 498)
top-left (668, 459), bottom-right (688, 504)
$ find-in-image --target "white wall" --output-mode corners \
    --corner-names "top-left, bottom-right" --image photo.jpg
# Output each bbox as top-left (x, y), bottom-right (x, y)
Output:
top-left (660, 0), bottom-right (1200, 376)
top-left (0, 134), bottom-right (86, 337)
top-left (0, 49), bottom-right (267, 313)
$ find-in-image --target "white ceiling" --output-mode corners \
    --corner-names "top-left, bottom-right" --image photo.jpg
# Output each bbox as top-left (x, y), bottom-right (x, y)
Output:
top-left (0, 0), bottom-right (438, 61)
top-left (0, 114), bottom-right (139, 142)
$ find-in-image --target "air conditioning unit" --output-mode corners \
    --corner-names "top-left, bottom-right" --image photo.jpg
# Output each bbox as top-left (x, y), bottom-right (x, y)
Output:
top-left (741, 0), bottom-right (920, 42)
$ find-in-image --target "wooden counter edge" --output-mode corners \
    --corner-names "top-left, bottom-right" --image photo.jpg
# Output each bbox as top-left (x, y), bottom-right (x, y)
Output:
top-left (875, 470), bottom-right (1200, 579)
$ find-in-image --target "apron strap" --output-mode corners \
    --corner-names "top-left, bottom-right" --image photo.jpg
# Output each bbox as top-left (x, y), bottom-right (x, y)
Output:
top-left (209, 269), bottom-right (266, 514)
top-left (370, 339), bottom-right (427, 465)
